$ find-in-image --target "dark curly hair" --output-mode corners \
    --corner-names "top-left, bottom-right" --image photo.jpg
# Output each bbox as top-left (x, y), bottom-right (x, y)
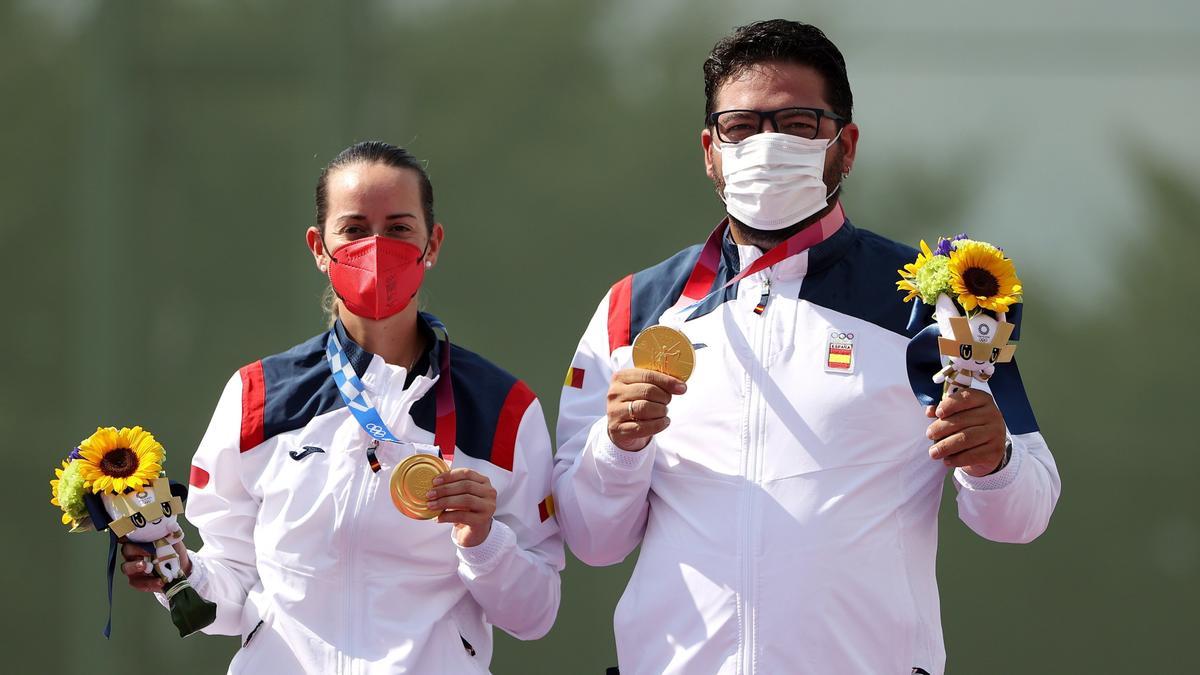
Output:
top-left (703, 20), bottom-right (853, 125)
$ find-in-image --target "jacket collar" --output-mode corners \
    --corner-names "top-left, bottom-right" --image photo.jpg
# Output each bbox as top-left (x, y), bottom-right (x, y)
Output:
top-left (331, 313), bottom-right (441, 380)
top-left (719, 201), bottom-right (853, 283)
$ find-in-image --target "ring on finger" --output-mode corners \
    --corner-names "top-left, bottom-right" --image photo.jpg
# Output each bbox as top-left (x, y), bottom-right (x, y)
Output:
top-left (628, 401), bottom-right (637, 421)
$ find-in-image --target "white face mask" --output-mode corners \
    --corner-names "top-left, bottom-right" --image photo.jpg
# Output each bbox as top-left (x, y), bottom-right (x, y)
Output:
top-left (718, 130), bottom-right (843, 231)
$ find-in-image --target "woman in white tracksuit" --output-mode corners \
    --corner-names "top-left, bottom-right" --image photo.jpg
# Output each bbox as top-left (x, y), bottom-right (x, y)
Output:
top-left (121, 141), bottom-right (564, 673)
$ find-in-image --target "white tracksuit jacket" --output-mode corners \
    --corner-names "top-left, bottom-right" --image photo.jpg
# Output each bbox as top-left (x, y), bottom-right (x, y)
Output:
top-left (554, 211), bottom-right (1060, 675)
top-left (172, 317), bottom-right (563, 674)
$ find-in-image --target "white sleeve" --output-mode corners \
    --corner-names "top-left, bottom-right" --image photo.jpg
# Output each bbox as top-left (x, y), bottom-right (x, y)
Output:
top-left (457, 398), bottom-right (564, 640)
top-left (552, 290), bottom-right (655, 567)
top-left (163, 372), bottom-right (262, 635)
top-left (953, 377), bottom-right (1062, 544)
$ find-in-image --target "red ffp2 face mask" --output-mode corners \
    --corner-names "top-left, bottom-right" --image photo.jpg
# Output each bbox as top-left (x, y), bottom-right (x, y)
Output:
top-left (325, 236), bottom-right (427, 320)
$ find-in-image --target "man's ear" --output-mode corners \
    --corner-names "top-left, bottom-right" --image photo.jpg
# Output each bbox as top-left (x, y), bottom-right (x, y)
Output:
top-left (837, 122), bottom-right (859, 174)
top-left (701, 127), bottom-right (717, 183)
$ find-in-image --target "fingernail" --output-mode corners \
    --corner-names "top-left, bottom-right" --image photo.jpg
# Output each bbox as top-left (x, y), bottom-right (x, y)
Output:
top-left (431, 477), bottom-right (443, 486)
top-left (677, 383), bottom-right (687, 394)
top-left (426, 499), bottom-right (438, 508)
top-left (425, 490), bottom-right (437, 499)
top-left (664, 417), bottom-right (671, 427)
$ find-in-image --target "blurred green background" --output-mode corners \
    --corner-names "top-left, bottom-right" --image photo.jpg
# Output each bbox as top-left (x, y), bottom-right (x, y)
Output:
top-left (4, 0), bottom-right (1198, 672)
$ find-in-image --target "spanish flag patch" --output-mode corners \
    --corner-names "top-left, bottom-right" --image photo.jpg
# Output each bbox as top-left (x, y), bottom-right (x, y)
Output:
top-left (824, 330), bottom-right (856, 374)
top-left (563, 366), bottom-right (585, 389)
top-left (538, 494), bottom-right (556, 522)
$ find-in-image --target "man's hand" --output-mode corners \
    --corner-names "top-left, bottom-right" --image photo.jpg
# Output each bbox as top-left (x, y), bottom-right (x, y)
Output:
top-left (120, 540), bottom-right (191, 592)
top-left (606, 368), bottom-right (687, 452)
top-left (428, 468), bottom-right (497, 548)
top-left (926, 388), bottom-right (1008, 477)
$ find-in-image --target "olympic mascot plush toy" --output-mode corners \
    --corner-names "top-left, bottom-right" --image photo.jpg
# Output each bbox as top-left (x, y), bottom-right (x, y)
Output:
top-left (930, 294), bottom-right (1018, 398)
top-left (50, 426), bottom-right (217, 637)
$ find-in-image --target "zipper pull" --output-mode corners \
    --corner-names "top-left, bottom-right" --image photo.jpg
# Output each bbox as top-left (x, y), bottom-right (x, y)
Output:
top-left (753, 278), bottom-right (770, 315)
top-left (365, 440), bottom-right (382, 473)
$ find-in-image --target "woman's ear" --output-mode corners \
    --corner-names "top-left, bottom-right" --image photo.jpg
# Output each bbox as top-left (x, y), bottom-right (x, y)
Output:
top-left (424, 223), bottom-right (445, 269)
top-left (306, 227), bottom-right (328, 272)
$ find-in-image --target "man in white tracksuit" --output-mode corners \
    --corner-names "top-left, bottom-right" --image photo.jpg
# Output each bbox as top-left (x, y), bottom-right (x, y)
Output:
top-left (554, 20), bottom-right (1060, 675)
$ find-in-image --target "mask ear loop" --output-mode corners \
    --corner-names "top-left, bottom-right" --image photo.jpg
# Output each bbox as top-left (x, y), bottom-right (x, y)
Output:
top-left (710, 135), bottom-right (730, 206)
top-left (318, 236), bottom-right (346, 309)
top-left (824, 125), bottom-right (848, 203)
top-left (319, 235), bottom-right (338, 271)
top-left (419, 240), bottom-right (432, 269)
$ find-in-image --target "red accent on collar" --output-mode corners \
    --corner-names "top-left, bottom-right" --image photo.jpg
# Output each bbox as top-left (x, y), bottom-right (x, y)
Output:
top-left (678, 202), bottom-right (846, 307)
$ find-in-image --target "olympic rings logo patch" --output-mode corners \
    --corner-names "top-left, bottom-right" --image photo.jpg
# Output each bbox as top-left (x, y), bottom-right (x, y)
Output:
top-left (366, 423), bottom-right (386, 438)
top-left (829, 331), bottom-right (855, 341)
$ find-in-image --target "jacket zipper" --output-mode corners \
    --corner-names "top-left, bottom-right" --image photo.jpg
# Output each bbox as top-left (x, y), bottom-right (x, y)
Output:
top-left (742, 272), bottom-right (773, 674)
top-left (342, 447), bottom-right (373, 675)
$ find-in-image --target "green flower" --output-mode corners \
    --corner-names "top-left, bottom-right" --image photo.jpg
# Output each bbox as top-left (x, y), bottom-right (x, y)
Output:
top-left (51, 460), bottom-right (90, 527)
top-left (915, 254), bottom-right (954, 304)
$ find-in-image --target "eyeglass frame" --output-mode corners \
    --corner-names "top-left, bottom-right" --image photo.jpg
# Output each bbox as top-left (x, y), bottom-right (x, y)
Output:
top-left (707, 106), bottom-right (847, 143)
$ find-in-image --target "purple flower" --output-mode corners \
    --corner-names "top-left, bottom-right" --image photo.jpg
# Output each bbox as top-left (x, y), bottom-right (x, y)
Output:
top-left (67, 447), bottom-right (82, 460)
top-left (934, 233), bottom-right (969, 257)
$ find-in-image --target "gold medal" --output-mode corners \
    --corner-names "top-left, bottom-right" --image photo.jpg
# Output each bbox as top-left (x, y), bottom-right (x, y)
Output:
top-left (390, 453), bottom-right (449, 520)
top-left (632, 325), bottom-right (695, 382)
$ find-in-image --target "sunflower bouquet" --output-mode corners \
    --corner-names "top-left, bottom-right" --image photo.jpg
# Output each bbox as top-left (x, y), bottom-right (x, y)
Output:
top-left (897, 235), bottom-right (1022, 401)
top-left (50, 426), bottom-right (216, 638)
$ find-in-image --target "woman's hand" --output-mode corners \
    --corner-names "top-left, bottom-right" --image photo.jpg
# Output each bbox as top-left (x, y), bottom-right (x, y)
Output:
top-left (427, 468), bottom-right (497, 548)
top-left (121, 541), bottom-right (191, 592)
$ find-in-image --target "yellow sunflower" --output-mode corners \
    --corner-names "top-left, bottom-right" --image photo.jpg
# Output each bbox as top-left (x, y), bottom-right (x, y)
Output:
top-left (76, 426), bottom-right (165, 494)
top-left (896, 239), bottom-right (934, 302)
top-left (947, 241), bottom-right (1022, 313)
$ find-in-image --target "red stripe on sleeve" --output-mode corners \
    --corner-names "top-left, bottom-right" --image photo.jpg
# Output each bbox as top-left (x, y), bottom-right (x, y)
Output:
top-left (607, 274), bottom-right (633, 354)
top-left (490, 380), bottom-right (537, 472)
top-left (189, 465), bottom-right (211, 489)
top-left (238, 361), bottom-right (266, 452)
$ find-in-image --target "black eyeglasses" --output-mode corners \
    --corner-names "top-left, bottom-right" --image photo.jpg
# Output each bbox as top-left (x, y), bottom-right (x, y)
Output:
top-left (708, 107), bottom-right (846, 143)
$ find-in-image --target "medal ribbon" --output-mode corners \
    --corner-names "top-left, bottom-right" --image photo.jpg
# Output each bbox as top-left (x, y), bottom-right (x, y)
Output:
top-left (326, 314), bottom-right (456, 462)
top-left (672, 202), bottom-right (845, 314)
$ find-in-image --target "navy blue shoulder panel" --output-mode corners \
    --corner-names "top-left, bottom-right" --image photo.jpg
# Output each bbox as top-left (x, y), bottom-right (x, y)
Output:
top-left (409, 342), bottom-right (525, 466)
top-left (628, 244), bottom-right (704, 337)
top-left (799, 223), bottom-right (919, 338)
top-left (257, 329), bottom-right (351, 446)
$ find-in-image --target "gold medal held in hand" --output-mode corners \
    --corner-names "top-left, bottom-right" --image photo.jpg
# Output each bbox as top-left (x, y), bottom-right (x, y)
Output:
top-left (390, 453), bottom-right (449, 520)
top-left (632, 325), bottom-right (695, 382)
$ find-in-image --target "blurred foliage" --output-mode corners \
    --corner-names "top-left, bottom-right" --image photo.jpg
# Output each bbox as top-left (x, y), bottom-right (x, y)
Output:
top-left (2, 1), bottom-right (1196, 673)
